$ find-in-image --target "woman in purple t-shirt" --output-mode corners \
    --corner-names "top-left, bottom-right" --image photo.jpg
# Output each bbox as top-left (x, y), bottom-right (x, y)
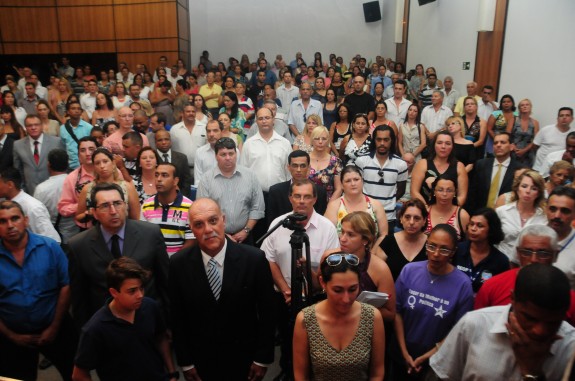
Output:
top-left (392, 224), bottom-right (474, 380)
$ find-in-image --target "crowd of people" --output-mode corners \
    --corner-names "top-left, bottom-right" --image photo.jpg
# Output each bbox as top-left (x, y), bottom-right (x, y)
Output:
top-left (1, 50), bottom-right (575, 381)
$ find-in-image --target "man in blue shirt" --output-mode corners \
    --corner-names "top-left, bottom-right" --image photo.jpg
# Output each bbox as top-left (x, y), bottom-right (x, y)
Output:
top-left (59, 101), bottom-right (93, 169)
top-left (0, 200), bottom-right (77, 380)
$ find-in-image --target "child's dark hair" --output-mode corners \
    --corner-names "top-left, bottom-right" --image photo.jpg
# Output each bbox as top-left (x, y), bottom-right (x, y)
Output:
top-left (106, 257), bottom-right (150, 291)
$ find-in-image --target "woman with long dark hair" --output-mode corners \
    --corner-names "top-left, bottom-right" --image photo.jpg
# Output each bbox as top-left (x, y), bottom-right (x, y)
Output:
top-left (398, 103), bottom-right (426, 161)
top-left (328, 103), bottom-right (351, 157)
top-left (218, 91), bottom-right (246, 139)
top-left (0, 104), bottom-right (26, 139)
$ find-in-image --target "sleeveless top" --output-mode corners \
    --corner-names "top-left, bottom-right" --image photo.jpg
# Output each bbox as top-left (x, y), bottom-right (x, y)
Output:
top-left (344, 135), bottom-right (372, 165)
top-left (511, 117), bottom-right (536, 166)
top-left (336, 196), bottom-right (378, 235)
top-left (399, 122), bottom-right (422, 160)
top-left (380, 233), bottom-right (427, 281)
top-left (464, 115), bottom-right (485, 159)
top-left (323, 104), bottom-right (337, 131)
top-left (332, 123), bottom-right (351, 150)
top-left (94, 116), bottom-right (116, 129)
top-left (425, 205), bottom-right (463, 240)
top-left (421, 158), bottom-right (458, 204)
top-left (56, 100), bottom-right (67, 117)
top-left (303, 303), bottom-right (374, 381)
top-left (293, 135), bottom-right (313, 154)
top-left (357, 252), bottom-right (378, 292)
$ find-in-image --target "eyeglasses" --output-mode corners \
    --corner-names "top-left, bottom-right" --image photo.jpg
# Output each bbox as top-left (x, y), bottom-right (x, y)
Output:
top-left (517, 248), bottom-right (554, 260)
top-left (425, 243), bottom-right (453, 256)
top-left (325, 253), bottom-right (360, 267)
top-left (95, 200), bottom-right (125, 212)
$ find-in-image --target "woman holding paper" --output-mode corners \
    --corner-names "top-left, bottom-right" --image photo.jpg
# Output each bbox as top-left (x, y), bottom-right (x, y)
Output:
top-left (392, 224), bottom-right (473, 380)
top-left (324, 211), bottom-right (395, 323)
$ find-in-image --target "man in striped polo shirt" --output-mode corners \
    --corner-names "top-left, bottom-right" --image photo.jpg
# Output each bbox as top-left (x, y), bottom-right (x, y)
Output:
top-left (355, 125), bottom-right (408, 232)
top-left (141, 163), bottom-right (195, 256)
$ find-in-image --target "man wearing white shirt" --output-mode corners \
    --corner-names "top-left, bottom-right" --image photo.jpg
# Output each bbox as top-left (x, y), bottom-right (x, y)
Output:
top-left (540, 131), bottom-right (575, 178)
top-left (287, 83), bottom-right (323, 137)
top-left (0, 167), bottom-right (61, 243)
top-left (169, 104), bottom-right (207, 172)
top-left (442, 76), bottom-right (459, 110)
top-left (275, 71), bottom-right (299, 114)
top-left (30, 73), bottom-right (48, 100)
top-left (194, 120), bottom-right (239, 186)
top-left (533, 107), bottom-right (575, 172)
top-left (79, 80), bottom-right (98, 119)
top-left (241, 108), bottom-right (291, 193)
top-left (547, 187), bottom-right (575, 289)
top-left (477, 85), bottom-right (499, 121)
top-left (385, 79), bottom-right (412, 126)
top-left (420, 91), bottom-right (453, 139)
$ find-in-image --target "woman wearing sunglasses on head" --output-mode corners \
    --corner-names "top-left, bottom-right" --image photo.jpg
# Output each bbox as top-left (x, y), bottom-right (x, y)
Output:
top-left (392, 224), bottom-right (473, 380)
top-left (293, 252), bottom-right (385, 381)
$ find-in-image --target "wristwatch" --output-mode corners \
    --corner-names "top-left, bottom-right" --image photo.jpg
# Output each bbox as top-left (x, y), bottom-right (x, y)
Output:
top-left (243, 226), bottom-right (251, 234)
top-left (522, 375), bottom-right (546, 381)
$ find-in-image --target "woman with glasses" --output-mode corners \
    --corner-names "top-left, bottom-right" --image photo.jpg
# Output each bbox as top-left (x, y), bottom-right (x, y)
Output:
top-left (447, 116), bottom-right (476, 173)
top-left (293, 252), bottom-right (385, 381)
top-left (325, 166), bottom-right (388, 246)
top-left (76, 148), bottom-right (140, 224)
top-left (411, 131), bottom-right (468, 207)
top-left (293, 114), bottom-right (321, 154)
top-left (424, 176), bottom-right (469, 241)
top-left (495, 170), bottom-right (547, 263)
top-left (339, 113), bottom-right (371, 166)
top-left (453, 208), bottom-right (509, 293)
top-left (308, 126), bottom-right (343, 202)
top-left (381, 199), bottom-right (428, 281)
top-left (392, 224), bottom-right (473, 380)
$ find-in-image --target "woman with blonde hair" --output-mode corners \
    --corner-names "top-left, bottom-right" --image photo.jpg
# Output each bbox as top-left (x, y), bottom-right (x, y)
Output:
top-left (309, 125), bottom-right (343, 202)
top-left (293, 114), bottom-right (322, 154)
top-left (511, 98), bottom-right (540, 166)
top-left (495, 170), bottom-right (547, 262)
top-left (50, 78), bottom-right (73, 123)
top-left (447, 115), bottom-right (476, 173)
top-left (545, 160), bottom-right (574, 196)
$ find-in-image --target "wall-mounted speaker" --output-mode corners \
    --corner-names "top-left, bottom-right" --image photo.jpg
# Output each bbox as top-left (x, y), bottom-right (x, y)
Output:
top-left (363, 1), bottom-right (382, 23)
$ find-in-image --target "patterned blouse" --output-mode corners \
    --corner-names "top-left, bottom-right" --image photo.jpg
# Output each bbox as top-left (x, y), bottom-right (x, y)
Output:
top-left (309, 156), bottom-right (343, 202)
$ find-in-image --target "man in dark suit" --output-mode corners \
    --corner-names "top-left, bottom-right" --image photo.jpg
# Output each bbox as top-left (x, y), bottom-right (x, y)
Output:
top-left (170, 198), bottom-right (275, 381)
top-left (155, 129), bottom-right (193, 198)
top-left (13, 114), bottom-right (65, 195)
top-left (0, 124), bottom-right (14, 171)
top-left (68, 182), bottom-right (169, 327)
top-left (267, 150), bottom-right (327, 225)
top-left (471, 132), bottom-right (521, 212)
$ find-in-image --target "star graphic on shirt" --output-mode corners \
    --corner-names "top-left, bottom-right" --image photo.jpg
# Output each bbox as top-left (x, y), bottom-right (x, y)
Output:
top-left (434, 305), bottom-right (446, 318)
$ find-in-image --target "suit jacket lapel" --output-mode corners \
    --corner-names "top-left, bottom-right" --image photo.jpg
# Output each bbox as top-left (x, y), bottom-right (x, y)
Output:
top-left (221, 239), bottom-right (240, 301)
top-left (122, 221), bottom-right (139, 258)
top-left (90, 226), bottom-right (114, 263)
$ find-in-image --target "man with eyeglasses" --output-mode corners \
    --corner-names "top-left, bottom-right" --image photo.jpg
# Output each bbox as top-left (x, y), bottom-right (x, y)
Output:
top-left (474, 224), bottom-right (575, 327)
top-left (246, 100), bottom-right (292, 142)
top-left (103, 106), bottom-right (150, 156)
top-left (197, 137), bottom-right (264, 245)
top-left (431, 264), bottom-right (575, 381)
top-left (355, 125), bottom-right (407, 232)
top-left (267, 150), bottom-right (328, 225)
top-left (68, 182), bottom-right (169, 327)
top-left (261, 179), bottom-right (339, 381)
top-left (546, 186), bottom-right (575, 289)
top-left (477, 85), bottom-right (499, 121)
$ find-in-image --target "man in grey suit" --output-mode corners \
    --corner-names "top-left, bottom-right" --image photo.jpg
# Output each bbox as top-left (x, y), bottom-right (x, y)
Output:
top-left (13, 114), bottom-right (65, 195)
top-left (68, 182), bottom-right (169, 327)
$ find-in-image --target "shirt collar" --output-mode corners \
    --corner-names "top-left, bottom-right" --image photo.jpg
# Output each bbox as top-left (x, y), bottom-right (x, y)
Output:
top-left (201, 239), bottom-right (227, 267)
top-left (0, 135), bottom-right (7, 145)
top-left (100, 223), bottom-right (127, 244)
top-left (32, 134), bottom-right (44, 145)
top-left (153, 191), bottom-right (183, 209)
top-left (494, 156), bottom-right (511, 168)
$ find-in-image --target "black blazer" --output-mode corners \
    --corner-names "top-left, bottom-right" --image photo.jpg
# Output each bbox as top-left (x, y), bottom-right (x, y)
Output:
top-left (470, 156), bottom-right (519, 212)
top-left (158, 149), bottom-right (192, 199)
top-left (267, 180), bottom-right (328, 225)
top-left (0, 137), bottom-right (14, 171)
top-left (169, 239), bottom-right (275, 381)
top-left (68, 220), bottom-right (170, 327)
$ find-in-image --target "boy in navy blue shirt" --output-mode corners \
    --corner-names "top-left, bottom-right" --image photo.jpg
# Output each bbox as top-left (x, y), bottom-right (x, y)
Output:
top-left (72, 257), bottom-right (178, 381)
